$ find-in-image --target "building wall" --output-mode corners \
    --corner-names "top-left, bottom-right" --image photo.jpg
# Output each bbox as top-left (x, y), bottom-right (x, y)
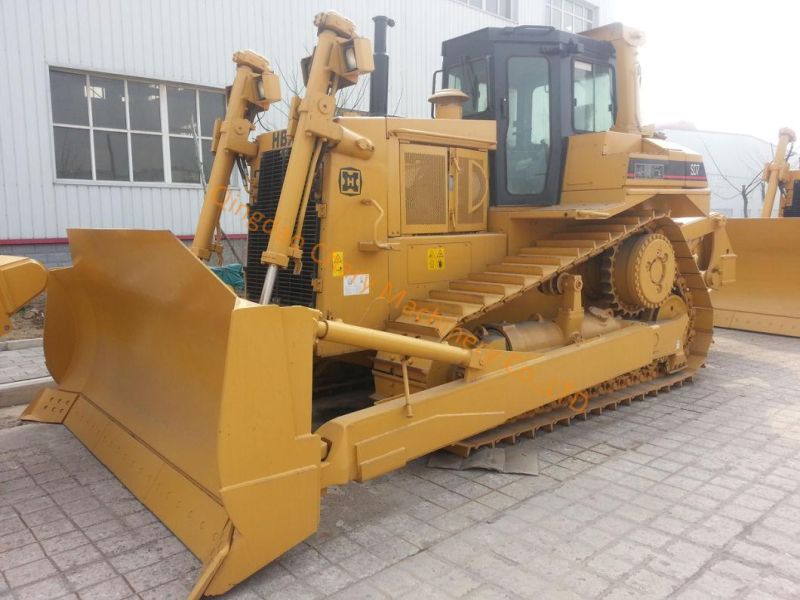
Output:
top-left (1, 0), bottom-right (612, 264)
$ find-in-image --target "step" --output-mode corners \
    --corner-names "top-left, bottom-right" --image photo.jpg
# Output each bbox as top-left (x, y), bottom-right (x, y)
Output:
top-left (430, 289), bottom-right (500, 306)
top-left (518, 246), bottom-right (584, 257)
top-left (605, 216), bottom-right (644, 225)
top-left (468, 272), bottom-right (530, 286)
top-left (529, 239), bottom-right (598, 250)
top-left (504, 254), bottom-right (570, 267)
top-left (550, 231), bottom-right (613, 242)
top-left (395, 311), bottom-right (460, 333)
top-left (487, 263), bottom-right (550, 278)
top-left (569, 224), bottom-right (628, 233)
top-left (450, 279), bottom-right (522, 296)
top-left (384, 320), bottom-right (443, 339)
top-left (411, 299), bottom-right (482, 317)
top-left (622, 209), bottom-right (657, 220)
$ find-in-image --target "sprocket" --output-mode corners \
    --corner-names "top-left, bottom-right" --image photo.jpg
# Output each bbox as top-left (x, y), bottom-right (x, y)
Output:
top-left (600, 232), bottom-right (677, 317)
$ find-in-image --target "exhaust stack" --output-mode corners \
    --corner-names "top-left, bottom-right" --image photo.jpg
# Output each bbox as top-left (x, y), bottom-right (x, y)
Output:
top-left (369, 15), bottom-right (395, 116)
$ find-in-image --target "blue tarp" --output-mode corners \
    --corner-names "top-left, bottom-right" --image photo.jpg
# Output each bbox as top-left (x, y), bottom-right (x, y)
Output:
top-left (209, 263), bottom-right (244, 292)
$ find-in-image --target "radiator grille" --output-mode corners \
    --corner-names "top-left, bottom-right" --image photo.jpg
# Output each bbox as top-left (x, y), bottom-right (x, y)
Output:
top-left (404, 152), bottom-right (447, 226)
top-left (786, 181), bottom-right (800, 217)
top-left (245, 149), bottom-right (320, 307)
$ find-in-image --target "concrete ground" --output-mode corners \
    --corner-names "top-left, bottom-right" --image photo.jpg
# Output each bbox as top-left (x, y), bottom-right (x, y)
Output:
top-left (0, 345), bottom-right (47, 385)
top-left (0, 329), bottom-right (799, 599)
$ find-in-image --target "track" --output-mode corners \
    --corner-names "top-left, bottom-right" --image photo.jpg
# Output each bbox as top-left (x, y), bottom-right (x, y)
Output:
top-left (373, 210), bottom-right (714, 451)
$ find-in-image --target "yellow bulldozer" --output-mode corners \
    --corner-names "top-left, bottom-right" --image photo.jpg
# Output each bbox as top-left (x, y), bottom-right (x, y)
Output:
top-left (6, 11), bottom-right (737, 598)
top-left (710, 127), bottom-right (800, 337)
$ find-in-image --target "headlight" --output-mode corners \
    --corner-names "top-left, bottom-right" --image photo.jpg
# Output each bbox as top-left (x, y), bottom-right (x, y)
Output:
top-left (343, 44), bottom-right (358, 72)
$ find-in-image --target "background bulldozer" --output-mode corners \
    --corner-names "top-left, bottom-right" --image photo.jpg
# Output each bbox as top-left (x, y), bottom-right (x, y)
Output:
top-left (16, 11), bottom-right (734, 598)
top-left (710, 128), bottom-right (800, 337)
top-left (0, 256), bottom-right (47, 335)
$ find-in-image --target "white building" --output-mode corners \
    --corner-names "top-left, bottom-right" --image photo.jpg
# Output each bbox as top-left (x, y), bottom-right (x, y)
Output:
top-left (0, 0), bottom-right (612, 265)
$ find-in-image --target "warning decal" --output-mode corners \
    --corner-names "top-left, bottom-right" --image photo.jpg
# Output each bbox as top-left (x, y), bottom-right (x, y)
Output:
top-left (427, 247), bottom-right (446, 271)
top-left (332, 251), bottom-right (344, 277)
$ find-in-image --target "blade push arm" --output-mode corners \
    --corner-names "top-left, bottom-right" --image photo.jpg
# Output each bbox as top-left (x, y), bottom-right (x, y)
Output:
top-left (761, 127), bottom-right (796, 218)
top-left (191, 51), bottom-right (280, 261)
top-left (259, 11), bottom-right (376, 304)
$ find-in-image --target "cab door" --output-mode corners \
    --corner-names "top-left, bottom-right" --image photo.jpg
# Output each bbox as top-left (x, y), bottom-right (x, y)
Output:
top-left (492, 42), bottom-right (561, 207)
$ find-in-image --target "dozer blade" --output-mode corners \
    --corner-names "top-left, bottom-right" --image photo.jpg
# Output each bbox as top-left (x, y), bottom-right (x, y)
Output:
top-left (21, 230), bottom-right (323, 597)
top-left (0, 255), bottom-right (47, 334)
top-left (713, 218), bottom-right (800, 337)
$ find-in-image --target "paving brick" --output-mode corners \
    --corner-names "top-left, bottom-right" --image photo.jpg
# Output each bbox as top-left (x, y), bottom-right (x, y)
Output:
top-left (40, 530), bottom-right (88, 556)
top-left (50, 542), bottom-right (102, 570)
top-left (365, 562), bottom-right (421, 597)
top-left (237, 562), bottom-right (296, 596)
top-left (625, 568), bottom-right (677, 599)
top-left (561, 568), bottom-right (611, 597)
top-left (78, 575), bottom-right (134, 600)
top-left (63, 559), bottom-right (116, 590)
top-left (649, 540), bottom-right (712, 580)
top-left (9, 486), bottom-right (55, 516)
top-left (0, 516), bottom-right (25, 538)
top-left (123, 551), bottom-right (198, 593)
top-left (306, 564), bottom-right (356, 595)
top-left (4, 556), bottom-right (57, 587)
top-left (0, 506), bottom-right (15, 522)
top-left (82, 518), bottom-right (125, 542)
top-left (338, 549), bottom-right (389, 580)
top-left (588, 552), bottom-right (635, 580)
top-left (369, 535), bottom-right (419, 564)
top-left (475, 491), bottom-right (517, 511)
top-left (328, 579), bottom-right (384, 599)
top-left (748, 525), bottom-right (800, 558)
top-left (0, 528), bottom-right (36, 553)
top-left (121, 510), bottom-right (157, 529)
top-left (108, 536), bottom-right (186, 574)
top-left (29, 517), bottom-right (75, 541)
top-left (49, 486), bottom-right (93, 508)
top-left (428, 565), bottom-right (482, 597)
top-left (693, 569), bottom-right (750, 598)
top-left (627, 527), bottom-right (673, 549)
top-left (264, 580), bottom-right (323, 599)
top-left (279, 546), bottom-right (333, 578)
top-left (0, 542), bottom-right (44, 570)
top-left (759, 574), bottom-right (800, 598)
top-left (138, 573), bottom-right (197, 600)
top-left (71, 507), bottom-right (115, 528)
top-left (20, 505), bottom-right (65, 529)
top-left (12, 575), bottom-right (70, 600)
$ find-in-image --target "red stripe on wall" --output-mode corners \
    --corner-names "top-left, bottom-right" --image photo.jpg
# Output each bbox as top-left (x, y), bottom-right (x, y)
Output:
top-left (0, 234), bottom-right (248, 245)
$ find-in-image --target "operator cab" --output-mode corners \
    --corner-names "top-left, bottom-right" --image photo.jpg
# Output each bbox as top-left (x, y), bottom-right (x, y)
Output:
top-left (437, 26), bottom-right (616, 207)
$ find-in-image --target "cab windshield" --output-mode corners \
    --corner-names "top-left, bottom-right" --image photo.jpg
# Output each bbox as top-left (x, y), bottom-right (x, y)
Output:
top-left (445, 58), bottom-right (489, 116)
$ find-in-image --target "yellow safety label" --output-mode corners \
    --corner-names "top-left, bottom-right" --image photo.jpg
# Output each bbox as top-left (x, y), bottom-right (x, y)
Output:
top-left (427, 247), bottom-right (446, 271)
top-left (332, 251), bottom-right (344, 277)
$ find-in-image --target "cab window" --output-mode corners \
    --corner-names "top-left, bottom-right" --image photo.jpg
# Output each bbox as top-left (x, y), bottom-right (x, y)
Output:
top-left (573, 60), bottom-right (614, 132)
top-left (446, 58), bottom-right (489, 115)
top-left (506, 56), bottom-right (550, 195)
